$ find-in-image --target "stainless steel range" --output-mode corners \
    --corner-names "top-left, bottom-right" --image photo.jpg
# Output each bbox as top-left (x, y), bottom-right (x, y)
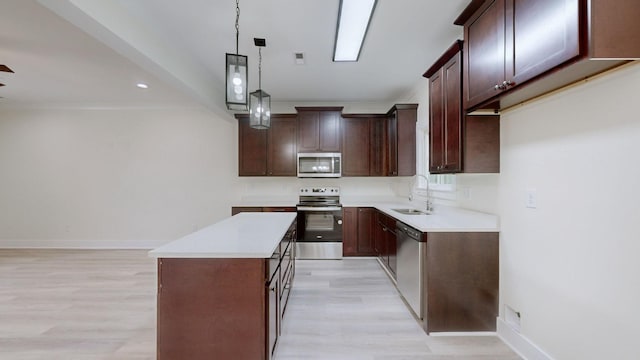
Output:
top-left (296, 187), bottom-right (343, 259)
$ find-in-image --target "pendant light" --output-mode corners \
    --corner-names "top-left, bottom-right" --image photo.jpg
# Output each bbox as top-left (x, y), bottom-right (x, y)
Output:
top-left (249, 38), bottom-right (271, 129)
top-left (226, 0), bottom-right (248, 110)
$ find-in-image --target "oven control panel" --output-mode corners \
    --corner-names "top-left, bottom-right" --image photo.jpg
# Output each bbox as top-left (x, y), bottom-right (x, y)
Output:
top-left (299, 187), bottom-right (340, 195)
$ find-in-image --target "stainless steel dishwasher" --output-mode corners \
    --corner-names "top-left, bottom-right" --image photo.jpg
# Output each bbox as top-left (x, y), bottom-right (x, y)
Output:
top-left (396, 221), bottom-right (423, 319)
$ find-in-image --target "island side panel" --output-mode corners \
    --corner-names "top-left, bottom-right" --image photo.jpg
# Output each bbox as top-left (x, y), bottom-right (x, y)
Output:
top-left (157, 258), bottom-right (267, 360)
top-left (424, 232), bottom-right (499, 332)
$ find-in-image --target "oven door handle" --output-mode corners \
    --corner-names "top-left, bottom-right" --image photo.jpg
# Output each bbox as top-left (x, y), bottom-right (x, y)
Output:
top-left (296, 206), bottom-right (342, 212)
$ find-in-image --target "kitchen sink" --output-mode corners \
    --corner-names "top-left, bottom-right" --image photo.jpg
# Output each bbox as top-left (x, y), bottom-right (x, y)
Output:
top-left (392, 208), bottom-right (430, 215)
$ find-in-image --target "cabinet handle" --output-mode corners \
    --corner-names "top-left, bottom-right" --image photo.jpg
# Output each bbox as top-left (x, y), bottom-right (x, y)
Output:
top-left (495, 80), bottom-right (515, 91)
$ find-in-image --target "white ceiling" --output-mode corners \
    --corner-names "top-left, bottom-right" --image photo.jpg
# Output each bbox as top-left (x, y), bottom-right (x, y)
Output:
top-left (0, 0), bottom-right (469, 114)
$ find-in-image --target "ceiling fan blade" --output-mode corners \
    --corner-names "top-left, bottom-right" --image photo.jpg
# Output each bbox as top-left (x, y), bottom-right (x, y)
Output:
top-left (0, 65), bottom-right (14, 73)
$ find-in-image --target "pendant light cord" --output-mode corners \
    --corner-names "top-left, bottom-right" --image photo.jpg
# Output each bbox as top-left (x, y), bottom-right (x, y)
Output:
top-left (235, 0), bottom-right (240, 54)
top-left (258, 47), bottom-right (262, 89)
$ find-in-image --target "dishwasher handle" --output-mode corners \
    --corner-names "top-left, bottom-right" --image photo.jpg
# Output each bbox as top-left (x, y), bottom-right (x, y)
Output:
top-left (396, 221), bottom-right (420, 241)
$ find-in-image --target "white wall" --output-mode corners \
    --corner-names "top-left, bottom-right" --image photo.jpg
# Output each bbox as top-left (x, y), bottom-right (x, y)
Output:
top-left (0, 106), bottom-right (238, 248)
top-left (498, 62), bottom-right (640, 360)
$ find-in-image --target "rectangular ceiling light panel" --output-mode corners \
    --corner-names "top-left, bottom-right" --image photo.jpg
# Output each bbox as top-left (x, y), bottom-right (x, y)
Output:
top-left (333, 0), bottom-right (377, 62)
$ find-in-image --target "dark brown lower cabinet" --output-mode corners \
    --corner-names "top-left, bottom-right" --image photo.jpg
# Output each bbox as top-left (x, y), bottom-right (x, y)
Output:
top-left (373, 210), bottom-right (498, 334)
top-left (342, 207), bottom-right (377, 256)
top-left (267, 273), bottom-right (279, 357)
top-left (374, 211), bottom-right (397, 277)
top-left (423, 232), bottom-right (499, 333)
top-left (156, 222), bottom-right (296, 360)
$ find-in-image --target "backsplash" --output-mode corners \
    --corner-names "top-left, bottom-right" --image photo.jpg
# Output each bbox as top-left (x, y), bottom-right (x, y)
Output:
top-left (234, 176), bottom-right (409, 203)
top-left (233, 174), bottom-right (500, 215)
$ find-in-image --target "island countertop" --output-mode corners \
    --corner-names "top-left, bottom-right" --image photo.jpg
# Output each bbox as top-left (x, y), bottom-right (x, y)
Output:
top-left (148, 212), bottom-right (297, 259)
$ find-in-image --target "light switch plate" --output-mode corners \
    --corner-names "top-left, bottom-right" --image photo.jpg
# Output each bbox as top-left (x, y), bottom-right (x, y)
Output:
top-left (525, 188), bottom-right (537, 208)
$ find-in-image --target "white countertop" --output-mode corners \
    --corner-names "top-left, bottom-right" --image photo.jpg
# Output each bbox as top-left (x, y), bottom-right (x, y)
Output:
top-left (148, 212), bottom-right (297, 259)
top-left (231, 196), bottom-right (499, 233)
top-left (372, 203), bottom-right (499, 232)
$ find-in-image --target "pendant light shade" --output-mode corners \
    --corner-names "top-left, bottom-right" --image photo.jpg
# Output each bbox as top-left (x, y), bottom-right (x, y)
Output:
top-left (249, 38), bottom-right (270, 129)
top-left (225, 0), bottom-right (248, 110)
top-left (249, 89), bottom-right (271, 129)
top-left (225, 53), bottom-right (248, 110)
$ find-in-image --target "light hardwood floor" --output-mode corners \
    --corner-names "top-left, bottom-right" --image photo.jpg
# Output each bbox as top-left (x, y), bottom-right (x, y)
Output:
top-left (277, 259), bottom-right (520, 360)
top-left (0, 250), bottom-right (521, 360)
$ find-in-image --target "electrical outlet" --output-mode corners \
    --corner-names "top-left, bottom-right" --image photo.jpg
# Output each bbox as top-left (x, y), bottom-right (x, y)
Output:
top-left (505, 305), bottom-right (521, 333)
top-left (525, 188), bottom-right (537, 208)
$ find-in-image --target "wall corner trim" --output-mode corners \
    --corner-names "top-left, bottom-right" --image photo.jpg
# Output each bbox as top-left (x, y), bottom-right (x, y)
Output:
top-left (496, 318), bottom-right (554, 360)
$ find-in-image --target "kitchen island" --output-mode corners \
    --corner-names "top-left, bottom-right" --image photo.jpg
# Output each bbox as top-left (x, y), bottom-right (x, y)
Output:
top-left (149, 212), bottom-right (297, 360)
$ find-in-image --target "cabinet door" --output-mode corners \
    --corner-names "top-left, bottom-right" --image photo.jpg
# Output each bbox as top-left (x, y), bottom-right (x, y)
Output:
top-left (463, 0), bottom-right (506, 110)
top-left (505, 0), bottom-right (580, 86)
top-left (342, 117), bottom-right (371, 176)
top-left (373, 213), bottom-right (386, 259)
top-left (357, 208), bottom-right (376, 255)
top-left (342, 207), bottom-right (358, 256)
top-left (297, 109), bottom-right (342, 152)
top-left (386, 226), bottom-right (397, 277)
top-left (386, 114), bottom-right (398, 176)
top-left (396, 107), bottom-right (417, 176)
top-left (238, 116), bottom-right (268, 176)
top-left (319, 111), bottom-right (342, 152)
top-left (369, 117), bottom-right (385, 176)
top-left (297, 111), bottom-right (319, 152)
top-left (267, 275), bottom-right (279, 358)
top-left (429, 69), bottom-right (445, 173)
top-left (443, 52), bottom-right (462, 173)
top-left (268, 116), bottom-right (297, 176)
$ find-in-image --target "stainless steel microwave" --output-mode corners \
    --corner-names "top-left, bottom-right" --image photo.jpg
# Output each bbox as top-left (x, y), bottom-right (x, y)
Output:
top-left (297, 153), bottom-right (341, 178)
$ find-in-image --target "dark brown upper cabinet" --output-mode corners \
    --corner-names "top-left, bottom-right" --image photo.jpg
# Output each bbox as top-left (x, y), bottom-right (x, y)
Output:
top-left (295, 107), bottom-right (342, 152)
top-left (341, 115), bottom-right (386, 176)
top-left (237, 105), bottom-right (416, 177)
top-left (237, 114), bottom-right (297, 176)
top-left (268, 116), bottom-right (298, 176)
top-left (424, 41), bottom-right (499, 174)
top-left (426, 41), bottom-right (463, 173)
top-left (386, 104), bottom-right (417, 176)
top-left (457, 0), bottom-right (640, 112)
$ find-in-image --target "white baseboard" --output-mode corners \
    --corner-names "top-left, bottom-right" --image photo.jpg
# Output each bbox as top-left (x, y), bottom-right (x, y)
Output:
top-left (497, 318), bottom-right (554, 360)
top-left (0, 239), bottom-right (169, 249)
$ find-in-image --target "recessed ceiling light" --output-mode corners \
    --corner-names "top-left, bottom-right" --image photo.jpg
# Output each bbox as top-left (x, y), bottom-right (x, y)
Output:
top-left (136, 83), bottom-right (149, 89)
top-left (333, 0), bottom-right (377, 62)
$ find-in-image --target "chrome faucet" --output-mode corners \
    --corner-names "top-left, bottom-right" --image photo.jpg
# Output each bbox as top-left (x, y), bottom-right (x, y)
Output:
top-left (409, 174), bottom-right (433, 213)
